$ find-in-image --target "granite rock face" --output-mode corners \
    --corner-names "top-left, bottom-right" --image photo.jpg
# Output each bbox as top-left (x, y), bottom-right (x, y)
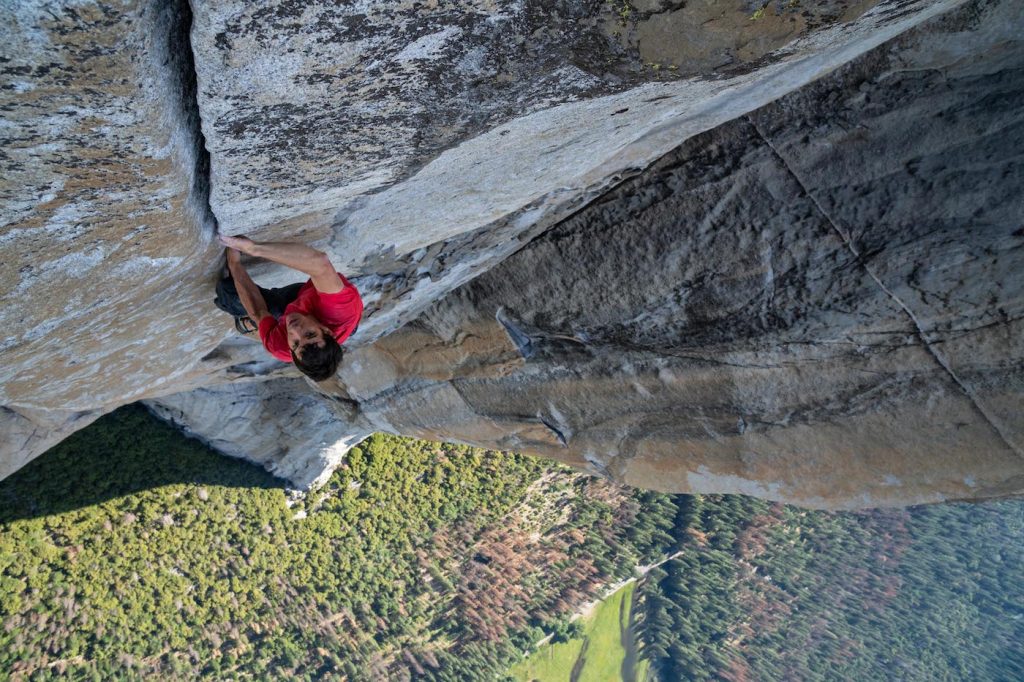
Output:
top-left (0, 1), bottom-right (229, 412)
top-left (191, 0), bottom-right (961, 342)
top-left (0, 406), bottom-right (103, 481)
top-left (145, 379), bottom-right (370, 489)
top-left (1, 0), bottom-right (1022, 508)
top-left (327, 0), bottom-right (1024, 507)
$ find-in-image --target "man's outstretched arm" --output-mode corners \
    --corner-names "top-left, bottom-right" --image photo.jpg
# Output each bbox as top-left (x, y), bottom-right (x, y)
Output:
top-left (219, 235), bottom-right (343, 294)
top-left (225, 248), bottom-right (271, 322)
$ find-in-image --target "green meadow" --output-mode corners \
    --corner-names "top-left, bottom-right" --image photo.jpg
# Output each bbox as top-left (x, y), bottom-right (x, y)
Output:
top-left (511, 581), bottom-right (649, 682)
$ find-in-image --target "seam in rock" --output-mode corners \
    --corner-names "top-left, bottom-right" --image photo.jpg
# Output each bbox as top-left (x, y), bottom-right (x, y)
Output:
top-left (161, 0), bottom-right (218, 239)
top-left (748, 115), bottom-right (1024, 461)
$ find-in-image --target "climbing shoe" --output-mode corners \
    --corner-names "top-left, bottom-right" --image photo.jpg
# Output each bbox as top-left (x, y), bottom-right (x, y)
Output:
top-left (234, 316), bottom-right (258, 335)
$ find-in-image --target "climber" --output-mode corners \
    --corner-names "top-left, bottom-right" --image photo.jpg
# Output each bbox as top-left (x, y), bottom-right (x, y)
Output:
top-left (214, 235), bottom-right (363, 382)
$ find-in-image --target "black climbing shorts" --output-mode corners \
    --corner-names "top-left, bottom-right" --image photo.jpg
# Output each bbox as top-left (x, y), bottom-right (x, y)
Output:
top-left (213, 274), bottom-right (305, 321)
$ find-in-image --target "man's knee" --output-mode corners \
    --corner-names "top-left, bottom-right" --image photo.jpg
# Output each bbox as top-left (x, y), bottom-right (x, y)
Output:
top-left (213, 275), bottom-right (247, 317)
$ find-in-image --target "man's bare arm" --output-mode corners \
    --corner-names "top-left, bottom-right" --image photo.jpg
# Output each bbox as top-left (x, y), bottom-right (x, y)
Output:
top-left (225, 248), bottom-right (271, 322)
top-left (219, 235), bottom-right (343, 294)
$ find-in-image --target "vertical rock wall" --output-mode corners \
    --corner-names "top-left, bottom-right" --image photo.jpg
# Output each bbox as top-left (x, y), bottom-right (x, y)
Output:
top-left (336, 0), bottom-right (1024, 508)
top-left (2, 0), bottom-right (1022, 508)
top-left (0, 1), bottom-right (229, 411)
top-left (191, 0), bottom-right (963, 343)
top-left (0, 406), bottom-right (103, 481)
top-left (145, 379), bottom-right (369, 489)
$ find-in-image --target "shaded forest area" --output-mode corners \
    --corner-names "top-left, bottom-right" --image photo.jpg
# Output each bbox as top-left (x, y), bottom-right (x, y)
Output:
top-left (0, 406), bottom-right (677, 680)
top-left (1, 407), bottom-right (1022, 681)
top-left (634, 495), bottom-right (1024, 681)
top-left (511, 490), bottom-right (1024, 682)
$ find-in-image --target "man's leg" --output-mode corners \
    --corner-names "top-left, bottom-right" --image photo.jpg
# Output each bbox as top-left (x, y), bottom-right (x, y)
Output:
top-left (214, 273), bottom-right (303, 334)
top-left (213, 274), bottom-right (248, 317)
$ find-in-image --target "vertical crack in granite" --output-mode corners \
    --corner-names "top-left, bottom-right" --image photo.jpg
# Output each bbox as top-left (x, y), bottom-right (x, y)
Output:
top-left (159, 0), bottom-right (218, 236)
top-left (748, 116), bottom-right (1024, 461)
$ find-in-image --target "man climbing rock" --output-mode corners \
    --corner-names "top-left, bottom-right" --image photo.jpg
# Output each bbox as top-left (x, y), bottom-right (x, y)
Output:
top-left (215, 235), bottom-right (363, 382)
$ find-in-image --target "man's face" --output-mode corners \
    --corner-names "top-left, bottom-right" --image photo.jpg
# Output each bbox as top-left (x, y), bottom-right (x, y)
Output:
top-left (286, 313), bottom-right (327, 359)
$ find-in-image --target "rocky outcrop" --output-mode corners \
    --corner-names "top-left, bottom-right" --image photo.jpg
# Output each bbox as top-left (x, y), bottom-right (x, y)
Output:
top-left (1, 0), bottom-right (1022, 508)
top-left (145, 379), bottom-right (369, 489)
top-left (0, 406), bottom-right (103, 481)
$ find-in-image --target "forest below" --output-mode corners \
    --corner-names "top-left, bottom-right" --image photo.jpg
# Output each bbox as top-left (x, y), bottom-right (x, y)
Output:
top-left (1, 407), bottom-right (1022, 681)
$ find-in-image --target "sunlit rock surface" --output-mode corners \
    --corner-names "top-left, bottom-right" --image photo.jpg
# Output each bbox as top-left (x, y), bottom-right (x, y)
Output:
top-left (1, 0), bottom-right (1021, 507)
top-left (191, 0), bottom-right (962, 341)
top-left (353, 0), bottom-right (1023, 508)
top-left (145, 379), bottom-right (370, 489)
top-left (0, 1), bottom-right (229, 410)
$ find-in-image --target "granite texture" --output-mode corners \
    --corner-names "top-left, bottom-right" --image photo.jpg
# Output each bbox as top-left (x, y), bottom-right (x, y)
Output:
top-left (191, 0), bottom-right (961, 344)
top-left (0, 1), bottom-right (227, 410)
top-left (2, 0), bottom-right (1022, 508)
top-left (145, 379), bottom-right (370, 489)
top-left (336, 0), bottom-right (1024, 507)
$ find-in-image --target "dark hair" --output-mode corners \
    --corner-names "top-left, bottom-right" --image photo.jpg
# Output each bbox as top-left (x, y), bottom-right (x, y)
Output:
top-left (292, 334), bottom-right (344, 382)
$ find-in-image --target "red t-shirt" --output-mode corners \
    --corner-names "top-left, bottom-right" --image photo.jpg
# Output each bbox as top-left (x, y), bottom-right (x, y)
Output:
top-left (258, 274), bottom-right (363, 362)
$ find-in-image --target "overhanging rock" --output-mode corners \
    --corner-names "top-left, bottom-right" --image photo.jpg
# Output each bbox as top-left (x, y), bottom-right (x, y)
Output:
top-left (192, 0), bottom-right (966, 341)
top-left (145, 378), bottom-right (370, 490)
